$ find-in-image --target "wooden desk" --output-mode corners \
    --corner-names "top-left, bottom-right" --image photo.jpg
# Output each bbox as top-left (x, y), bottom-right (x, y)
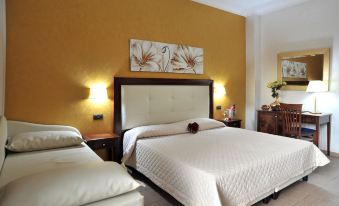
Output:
top-left (257, 110), bottom-right (332, 155)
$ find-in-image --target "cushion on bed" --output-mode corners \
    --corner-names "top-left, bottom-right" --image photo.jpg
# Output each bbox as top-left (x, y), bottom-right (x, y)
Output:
top-left (122, 118), bottom-right (225, 163)
top-left (0, 116), bottom-right (7, 172)
top-left (0, 162), bottom-right (140, 206)
top-left (185, 118), bottom-right (225, 130)
top-left (6, 131), bottom-right (84, 152)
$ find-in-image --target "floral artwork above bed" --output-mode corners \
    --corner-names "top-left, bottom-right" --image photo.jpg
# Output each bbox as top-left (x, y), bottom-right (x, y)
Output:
top-left (130, 39), bottom-right (204, 74)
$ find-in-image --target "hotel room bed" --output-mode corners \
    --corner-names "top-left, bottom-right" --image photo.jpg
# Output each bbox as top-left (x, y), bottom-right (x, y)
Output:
top-left (123, 119), bottom-right (329, 206)
top-left (1, 143), bottom-right (143, 206)
top-left (114, 77), bottom-right (329, 206)
top-left (0, 119), bottom-right (144, 206)
top-left (0, 143), bottom-right (101, 187)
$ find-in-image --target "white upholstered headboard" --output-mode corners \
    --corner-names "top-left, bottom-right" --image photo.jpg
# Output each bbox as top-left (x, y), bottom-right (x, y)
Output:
top-left (114, 78), bottom-right (213, 133)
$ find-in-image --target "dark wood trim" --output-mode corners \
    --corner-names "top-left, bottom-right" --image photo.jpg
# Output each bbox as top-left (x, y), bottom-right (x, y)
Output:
top-left (114, 77), bottom-right (214, 134)
top-left (286, 81), bottom-right (309, 86)
top-left (113, 77), bottom-right (214, 162)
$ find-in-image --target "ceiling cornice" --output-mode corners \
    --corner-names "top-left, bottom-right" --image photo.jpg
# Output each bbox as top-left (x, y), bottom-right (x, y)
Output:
top-left (192, 0), bottom-right (312, 17)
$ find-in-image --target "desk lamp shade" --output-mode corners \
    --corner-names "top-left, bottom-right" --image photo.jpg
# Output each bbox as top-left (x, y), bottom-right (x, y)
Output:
top-left (306, 80), bottom-right (327, 93)
top-left (306, 80), bottom-right (326, 114)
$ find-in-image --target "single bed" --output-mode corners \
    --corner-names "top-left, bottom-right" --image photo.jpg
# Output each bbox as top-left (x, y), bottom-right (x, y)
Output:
top-left (0, 119), bottom-right (143, 206)
top-left (113, 77), bottom-right (329, 206)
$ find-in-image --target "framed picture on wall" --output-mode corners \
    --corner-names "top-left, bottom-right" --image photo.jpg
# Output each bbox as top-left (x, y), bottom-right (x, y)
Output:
top-left (277, 48), bottom-right (330, 90)
top-left (129, 39), bottom-right (204, 74)
top-left (281, 59), bottom-right (308, 84)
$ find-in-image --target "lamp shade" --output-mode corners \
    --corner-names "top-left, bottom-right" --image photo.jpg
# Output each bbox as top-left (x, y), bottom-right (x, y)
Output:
top-left (306, 80), bottom-right (327, 93)
top-left (89, 85), bottom-right (108, 100)
top-left (214, 84), bottom-right (226, 98)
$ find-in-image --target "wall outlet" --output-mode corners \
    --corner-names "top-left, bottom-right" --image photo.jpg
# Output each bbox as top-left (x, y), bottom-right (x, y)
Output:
top-left (93, 114), bottom-right (104, 120)
top-left (216, 105), bottom-right (222, 110)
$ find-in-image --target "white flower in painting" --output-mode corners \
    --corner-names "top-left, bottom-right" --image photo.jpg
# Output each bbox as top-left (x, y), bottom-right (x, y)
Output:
top-left (131, 41), bottom-right (161, 71)
top-left (171, 45), bottom-right (203, 74)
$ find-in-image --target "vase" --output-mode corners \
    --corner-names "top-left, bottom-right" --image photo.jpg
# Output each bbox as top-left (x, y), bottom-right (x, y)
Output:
top-left (270, 97), bottom-right (281, 111)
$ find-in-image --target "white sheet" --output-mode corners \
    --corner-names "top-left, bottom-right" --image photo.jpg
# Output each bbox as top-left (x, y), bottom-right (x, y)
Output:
top-left (125, 126), bottom-right (329, 206)
top-left (0, 143), bottom-right (101, 187)
top-left (87, 191), bottom-right (144, 206)
top-left (122, 118), bottom-right (225, 163)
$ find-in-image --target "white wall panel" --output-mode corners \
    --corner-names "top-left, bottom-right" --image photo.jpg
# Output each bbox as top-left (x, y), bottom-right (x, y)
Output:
top-left (253, 0), bottom-right (339, 152)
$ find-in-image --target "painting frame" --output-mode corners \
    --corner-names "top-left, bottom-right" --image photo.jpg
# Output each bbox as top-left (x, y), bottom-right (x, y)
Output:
top-left (277, 48), bottom-right (330, 91)
top-left (129, 39), bottom-right (204, 74)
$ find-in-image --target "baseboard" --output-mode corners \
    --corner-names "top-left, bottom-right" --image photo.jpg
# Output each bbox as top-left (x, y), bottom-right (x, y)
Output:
top-left (322, 150), bottom-right (339, 158)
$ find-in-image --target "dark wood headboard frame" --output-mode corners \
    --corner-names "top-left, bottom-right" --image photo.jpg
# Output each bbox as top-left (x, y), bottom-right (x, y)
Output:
top-left (113, 77), bottom-right (214, 135)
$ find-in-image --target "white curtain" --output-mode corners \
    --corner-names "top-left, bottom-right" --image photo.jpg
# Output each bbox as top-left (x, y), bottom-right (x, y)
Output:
top-left (0, 0), bottom-right (5, 115)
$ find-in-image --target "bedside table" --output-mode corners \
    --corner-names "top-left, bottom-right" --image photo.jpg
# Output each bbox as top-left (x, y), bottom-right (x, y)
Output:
top-left (83, 133), bottom-right (119, 162)
top-left (218, 119), bottom-right (242, 128)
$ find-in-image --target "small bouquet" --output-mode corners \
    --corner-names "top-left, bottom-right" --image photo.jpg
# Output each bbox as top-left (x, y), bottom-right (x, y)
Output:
top-left (187, 122), bottom-right (199, 134)
top-left (267, 80), bottom-right (287, 99)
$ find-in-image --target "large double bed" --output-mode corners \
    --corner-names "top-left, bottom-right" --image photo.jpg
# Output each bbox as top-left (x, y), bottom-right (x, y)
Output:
top-left (113, 77), bottom-right (329, 206)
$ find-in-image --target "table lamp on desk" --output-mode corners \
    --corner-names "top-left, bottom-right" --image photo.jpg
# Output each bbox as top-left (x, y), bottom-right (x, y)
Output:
top-left (306, 80), bottom-right (327, 114)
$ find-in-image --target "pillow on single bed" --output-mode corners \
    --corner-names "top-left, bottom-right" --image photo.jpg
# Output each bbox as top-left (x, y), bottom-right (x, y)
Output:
top-left (6, 131), bottom-right (84, 152)
top-left (0, 162), bottom-right (140, 206)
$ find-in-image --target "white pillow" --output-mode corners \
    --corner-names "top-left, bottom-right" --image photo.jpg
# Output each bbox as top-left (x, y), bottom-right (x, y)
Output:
top-left (6, 131), bottom-right (84, 152)
top-left (0, 116), bottom-right (7, 171)
top-left (0, 162), bottom-right (140, 206)
top-left (183, 118), bottom-right (225, 131)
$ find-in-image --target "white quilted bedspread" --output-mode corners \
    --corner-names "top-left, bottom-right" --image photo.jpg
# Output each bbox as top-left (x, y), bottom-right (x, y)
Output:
top-left (124, 123), bottom-right (329, 206)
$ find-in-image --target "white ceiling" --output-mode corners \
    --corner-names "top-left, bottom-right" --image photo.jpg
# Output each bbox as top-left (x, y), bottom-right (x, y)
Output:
top-left (193, 0), bottom-right (312, 16)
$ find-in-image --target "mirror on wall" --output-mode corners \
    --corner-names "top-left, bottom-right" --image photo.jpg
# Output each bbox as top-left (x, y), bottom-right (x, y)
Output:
top-left (277, 48), bottom-right (330, 91)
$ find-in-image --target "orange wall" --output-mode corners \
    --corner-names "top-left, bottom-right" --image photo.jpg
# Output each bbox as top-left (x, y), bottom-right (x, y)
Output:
top-left (5, 0), bottom-right (246, 134)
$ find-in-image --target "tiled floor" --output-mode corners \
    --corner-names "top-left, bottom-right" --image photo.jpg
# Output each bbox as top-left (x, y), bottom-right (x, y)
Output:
top-left (136, 157), bottom-right (339, 206)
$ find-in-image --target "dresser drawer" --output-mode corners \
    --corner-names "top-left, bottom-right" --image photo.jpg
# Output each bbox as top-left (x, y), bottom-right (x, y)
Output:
top-left (302, 115), bottom-right (316, 124)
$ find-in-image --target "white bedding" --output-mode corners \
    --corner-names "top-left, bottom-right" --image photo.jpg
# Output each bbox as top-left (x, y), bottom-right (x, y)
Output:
top-left (0, 143), bottom-right (101, 187)
top-left (87, 191), bottom-right (144, 206)
top-left (123, 120), bottom-right (329, 206)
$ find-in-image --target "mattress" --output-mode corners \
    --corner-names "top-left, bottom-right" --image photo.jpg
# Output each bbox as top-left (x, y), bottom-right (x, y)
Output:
top-left (126, 127), bottom-right (329, 206)
top-left (87, 191), bottom-right (144, 206)
top-left (0, 143), bottom-right (101, 187)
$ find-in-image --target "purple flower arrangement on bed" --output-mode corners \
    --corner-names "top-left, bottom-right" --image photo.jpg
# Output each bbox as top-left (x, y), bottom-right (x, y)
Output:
top-left (187, 122), bottom-right (199, 134)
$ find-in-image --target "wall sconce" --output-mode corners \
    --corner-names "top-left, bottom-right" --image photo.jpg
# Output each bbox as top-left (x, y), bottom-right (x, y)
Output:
top-left (89, 85), bottom-right (108, 102)
top-left (214, 84), bottom-right (226, 99)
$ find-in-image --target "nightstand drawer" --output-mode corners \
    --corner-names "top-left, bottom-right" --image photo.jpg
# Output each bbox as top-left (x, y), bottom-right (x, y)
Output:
top-left (226, 121), bottom-right (241, 128)
top-left (216, 119), bottom-right (242, 128)
top-left (83, 133), bottom-right (120, 162)
top-left (87, 139), bottom-right (114, 150)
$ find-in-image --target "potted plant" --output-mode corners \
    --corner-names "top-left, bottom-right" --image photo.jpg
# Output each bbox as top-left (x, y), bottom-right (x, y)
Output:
top-left (267, 80), bottom-right (287, 110)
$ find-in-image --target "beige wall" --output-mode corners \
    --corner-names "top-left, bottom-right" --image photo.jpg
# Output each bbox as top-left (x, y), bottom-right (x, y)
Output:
top-left (5, 0), bottom-right (246, 134)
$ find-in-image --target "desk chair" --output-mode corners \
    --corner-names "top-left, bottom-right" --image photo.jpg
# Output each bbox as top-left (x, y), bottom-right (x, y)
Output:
top-left (280, 103), bottom-right (315, 141)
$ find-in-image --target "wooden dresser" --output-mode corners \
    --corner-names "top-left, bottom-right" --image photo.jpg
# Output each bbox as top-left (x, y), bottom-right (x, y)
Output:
top-left (257, 110), bottom-right (332, 155)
